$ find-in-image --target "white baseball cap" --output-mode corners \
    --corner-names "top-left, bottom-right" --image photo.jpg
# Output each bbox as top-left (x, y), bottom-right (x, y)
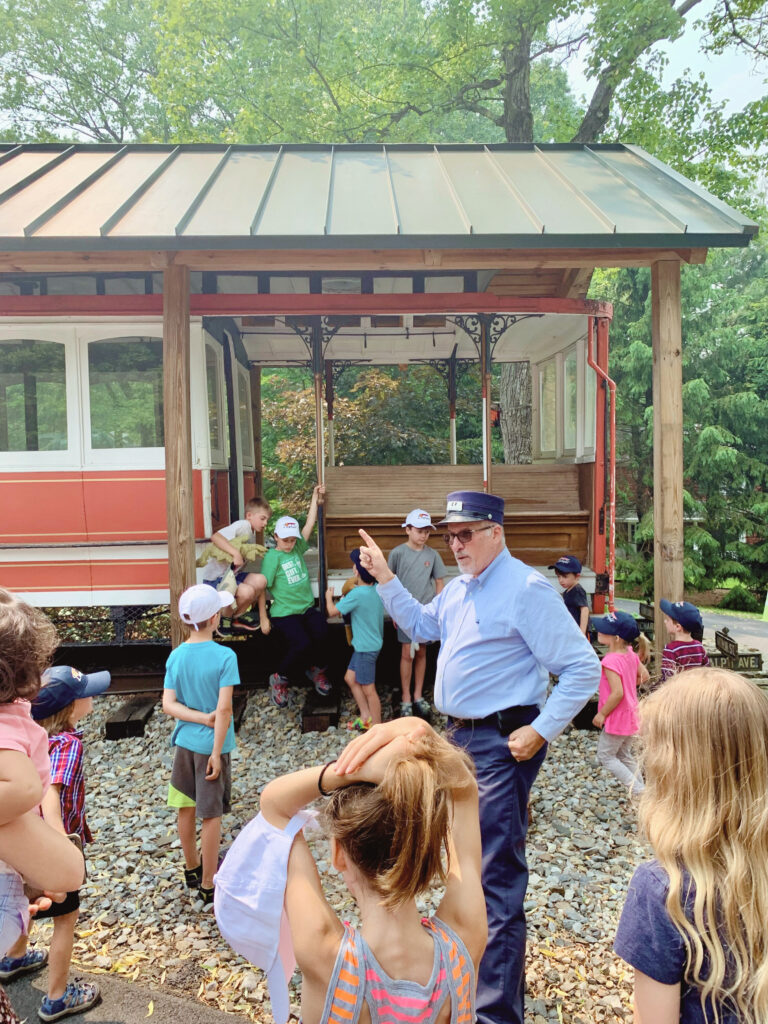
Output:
top-left (274, 516), bottom-right (302, 539)
top-left (178, 584), bottom-right (234, 629)
top-left (215, 810), bottom-right (316, 1024)
top-left (401, 508), bottom-right (436, 529)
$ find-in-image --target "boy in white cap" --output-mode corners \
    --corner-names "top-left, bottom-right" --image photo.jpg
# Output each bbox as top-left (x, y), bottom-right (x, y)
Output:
top-left (388, 509), bottom-right (445, 717)
top-left (251, 485), bottom-right (331, 708)
top-left (162, 584), bottom-right (241, 906)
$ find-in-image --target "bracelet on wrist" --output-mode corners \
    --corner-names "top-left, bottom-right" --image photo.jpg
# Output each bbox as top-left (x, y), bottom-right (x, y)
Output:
top-left (318, 760), bottom-right (337, 797)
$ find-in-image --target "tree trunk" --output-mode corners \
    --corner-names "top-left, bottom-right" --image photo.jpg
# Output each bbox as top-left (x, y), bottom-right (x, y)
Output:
top-left (499, 361), bottom-right (532, 465)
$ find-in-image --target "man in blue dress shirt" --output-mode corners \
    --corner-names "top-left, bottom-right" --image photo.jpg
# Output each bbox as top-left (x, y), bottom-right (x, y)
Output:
top-left (358, 490), bottom-right (600, 1024)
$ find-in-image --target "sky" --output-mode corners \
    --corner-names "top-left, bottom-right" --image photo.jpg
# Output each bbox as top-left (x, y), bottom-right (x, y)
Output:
top-left (566, 0), bottom-right (766, 113)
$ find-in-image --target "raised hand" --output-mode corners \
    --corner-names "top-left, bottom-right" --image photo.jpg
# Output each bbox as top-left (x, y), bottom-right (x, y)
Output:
top-left (357, 529), bottom-right (395, 584)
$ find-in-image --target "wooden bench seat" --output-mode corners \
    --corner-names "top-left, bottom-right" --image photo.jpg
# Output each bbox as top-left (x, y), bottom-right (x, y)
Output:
top-left (323, 465), bottom-right (592, 569)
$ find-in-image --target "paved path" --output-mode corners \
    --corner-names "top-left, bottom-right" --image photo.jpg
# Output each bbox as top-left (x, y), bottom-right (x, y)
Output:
top-left (4, 970), bottom-right (235, 1024)
top-left (614, 599), bottom-right (768, 659)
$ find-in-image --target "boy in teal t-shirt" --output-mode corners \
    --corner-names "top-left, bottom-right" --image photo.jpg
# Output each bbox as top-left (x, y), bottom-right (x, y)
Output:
top-left (325, 548), bottom-right (384, 729)
top-left (162, 584), bottom-right (241, 905)
top-left (253, 485), bottom-right (330, 708)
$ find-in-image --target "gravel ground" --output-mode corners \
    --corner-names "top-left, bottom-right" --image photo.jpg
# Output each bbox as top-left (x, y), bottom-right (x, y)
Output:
top-left (29, 690), bottom-right (643, 1022)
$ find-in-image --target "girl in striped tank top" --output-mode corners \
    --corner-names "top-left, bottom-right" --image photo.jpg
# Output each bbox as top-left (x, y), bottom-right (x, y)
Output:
top-left (260, 717), bottom-right (486, 1024)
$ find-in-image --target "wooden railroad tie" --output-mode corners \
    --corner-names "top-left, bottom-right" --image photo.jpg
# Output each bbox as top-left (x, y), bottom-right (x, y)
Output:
top-left (105, 690), bottom-right (250, 741)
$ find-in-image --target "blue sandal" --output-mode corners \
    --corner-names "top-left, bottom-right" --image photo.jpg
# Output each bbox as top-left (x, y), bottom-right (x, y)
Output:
top-left (0, 948), bottom-right (48, 981)
top-left (39, 980), bottom-right (101, 1022)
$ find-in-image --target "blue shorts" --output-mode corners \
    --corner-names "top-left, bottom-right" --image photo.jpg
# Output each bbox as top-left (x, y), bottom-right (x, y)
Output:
top-left (203, 570), bottom-right (249, 589)
top-left (348, 651), bottom-right (379, 686)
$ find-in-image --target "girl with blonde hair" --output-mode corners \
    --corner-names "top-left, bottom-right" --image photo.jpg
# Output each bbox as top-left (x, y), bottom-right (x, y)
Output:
top-left (216, 717), bottom-right (485, 1024)
top-left (614, 667), bottom-right (768, 1023)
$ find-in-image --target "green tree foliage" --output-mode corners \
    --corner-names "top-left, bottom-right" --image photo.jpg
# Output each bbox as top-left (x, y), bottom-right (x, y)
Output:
top-left (594, 218), bottom-right (768, 593)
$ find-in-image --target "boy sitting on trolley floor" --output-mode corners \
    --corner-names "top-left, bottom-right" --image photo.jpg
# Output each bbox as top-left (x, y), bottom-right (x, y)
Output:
top-left (202, 496), bottom-right (272, 633)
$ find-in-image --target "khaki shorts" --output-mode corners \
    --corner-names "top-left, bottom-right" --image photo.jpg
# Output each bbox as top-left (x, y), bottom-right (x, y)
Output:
top-left (168, 746), bottom-right (231, 819)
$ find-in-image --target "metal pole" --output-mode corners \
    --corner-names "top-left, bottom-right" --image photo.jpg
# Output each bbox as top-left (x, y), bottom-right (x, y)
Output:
top-left (312, 320), bottom-right (327, 607)
top-left (449, 349), bottom-right (457, 465)
top-left (325, 359), bottom-right (335, 467)
top-left (480, 316), bottom-right (492, 492)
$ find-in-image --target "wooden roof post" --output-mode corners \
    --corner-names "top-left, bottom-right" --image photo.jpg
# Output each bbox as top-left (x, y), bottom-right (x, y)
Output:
top-left (163, 263), bottom-right (195, 648)
top-left (651, 259), bottom-right (684, 657)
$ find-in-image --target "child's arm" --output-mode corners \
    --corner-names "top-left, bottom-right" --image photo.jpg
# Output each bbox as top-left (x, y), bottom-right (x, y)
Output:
top-left (632, 969), bottom-right (680, 1024)
top-left (206, 684), bottom-right (234, 781)
top-left (257, 589), bottom-right (270, 634)
top-left (637, 659), bottom-right (650, 688)
top-left (325, 587), bottom-right (340, 617)
top-left (302, 483), bottom-right (325, 542)
top-left (162, 689), bottom-right (216, 728)
top-left (592, 668), bottom-right (623, 728)
top-left (579, 605), bottom-right (589, 634)
top-left (0, 749), bottom-right (43, 825)
top-left (211, 529), bottom-right (245, 569)
top-left (41, 783), bottom-right (67, 835)
top-left (435, 578), bottom-right (445, 595)
top-left (0, 812), bottom-right (84, 892)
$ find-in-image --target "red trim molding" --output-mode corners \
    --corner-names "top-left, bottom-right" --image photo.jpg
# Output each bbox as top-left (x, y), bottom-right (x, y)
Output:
top-left (0, 293), bottom-right (613, 318)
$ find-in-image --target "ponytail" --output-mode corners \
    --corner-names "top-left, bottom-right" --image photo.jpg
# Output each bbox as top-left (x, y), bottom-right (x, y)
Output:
top-left (322, 732), bottom-right (474, 908)
top-left (634, 632), bottom-right (652, 664)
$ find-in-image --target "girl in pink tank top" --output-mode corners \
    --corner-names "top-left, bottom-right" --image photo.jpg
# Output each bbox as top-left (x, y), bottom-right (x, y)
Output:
top-left (259, 718), bottom-right (486, 1024)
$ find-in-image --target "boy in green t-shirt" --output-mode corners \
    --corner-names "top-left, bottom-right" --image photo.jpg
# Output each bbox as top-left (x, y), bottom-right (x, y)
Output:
top-left (253, 485), bottom-right (330, 708)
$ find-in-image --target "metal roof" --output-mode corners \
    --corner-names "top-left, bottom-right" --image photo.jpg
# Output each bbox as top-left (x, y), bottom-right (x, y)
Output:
top-left (0, 143), bottom-right (757, 252)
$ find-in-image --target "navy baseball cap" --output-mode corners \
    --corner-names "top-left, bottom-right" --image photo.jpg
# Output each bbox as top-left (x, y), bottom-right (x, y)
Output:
top-left (591, 611), bottom-right (640, 643)
top-left (437, 491), bottom-right (505, 525)
top-left (659, 599), bottom-right (702, 632)
top-left (31, 666), bottom-right (111, 720)
top-left (350, 548), bottom-right (376, 585)
top-left (549, 555), bottom-right (582, 574)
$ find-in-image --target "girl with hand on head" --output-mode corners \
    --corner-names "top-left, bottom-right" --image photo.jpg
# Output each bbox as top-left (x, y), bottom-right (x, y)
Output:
top-left (221, 717), bottom-right (486, 1024)
top-left (615, 668), bottom-right (768, 1023)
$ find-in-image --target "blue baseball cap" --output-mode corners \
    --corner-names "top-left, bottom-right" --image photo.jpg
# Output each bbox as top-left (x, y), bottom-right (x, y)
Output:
top-left (350, 548), bottom-right (376, 585)
top-left (437, 491), bottom-right (505, 525)
top-left (549, 555), bottom-right (582, 574)
top-left (591, 611), bottom-right (640, 642)
top-left (659, 599), bottom-right (702, 632)
top-left (31, 665), bottom-right (111, 720)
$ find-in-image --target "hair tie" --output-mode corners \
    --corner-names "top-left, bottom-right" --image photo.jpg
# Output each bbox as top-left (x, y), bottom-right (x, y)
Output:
top-left (318, 760), bottom-right (337, 797)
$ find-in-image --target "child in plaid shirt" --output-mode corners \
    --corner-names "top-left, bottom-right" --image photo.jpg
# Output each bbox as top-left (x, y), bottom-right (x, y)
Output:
top-left (4, 666), bottom-right (110, 1022)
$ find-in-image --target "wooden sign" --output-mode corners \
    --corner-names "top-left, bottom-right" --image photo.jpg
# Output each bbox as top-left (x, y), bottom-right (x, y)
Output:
top-left (715, 630), bottom-right (739, 658)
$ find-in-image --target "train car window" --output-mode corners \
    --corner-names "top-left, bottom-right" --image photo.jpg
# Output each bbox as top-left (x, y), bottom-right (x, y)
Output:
top-left (217, 275), bottom-right (260, 294)
top-left (103, 276), bottom-right (148, 295)
top-left (563, 348), bottom-right (578, 453)
top-left (88, 338), bottom-right (163, 449)
top-left (0, 340), bottom-right (68, 452)
top-left (269, 276), bottom-right (310, 294)
top-left (237, 369), bottom-right (254, 469)
top-left (205, 344), bottom-right (224, 462)
top-left (539, 359), bottom-right (557, 455)
top-left (46, 275), bottom-right (98, 295)
top-left (584, 361), bottom-right (597, 454)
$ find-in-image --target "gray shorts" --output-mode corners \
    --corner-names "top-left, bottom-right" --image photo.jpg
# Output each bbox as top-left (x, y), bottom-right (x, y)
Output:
top-left (168, 746), bottom-right (231, 819)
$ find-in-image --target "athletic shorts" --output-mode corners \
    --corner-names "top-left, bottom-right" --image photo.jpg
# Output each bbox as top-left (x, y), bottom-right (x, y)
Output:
top-left (168, 746), bottom-right (231, 819)
top-left (348, 651), bottom-right (379, 686)
top-left (203, 570), bottom-right (249, 590)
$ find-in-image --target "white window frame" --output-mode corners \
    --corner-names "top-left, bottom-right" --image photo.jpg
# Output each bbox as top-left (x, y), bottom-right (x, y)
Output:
top-left (205, 340), bottom-right (227, 469)
top-left (78, 324), bottom-right (165, 469)
top-left (0, 325), bottom-right (80, 469)
top-left (237, 364), bottom-right (254, 471)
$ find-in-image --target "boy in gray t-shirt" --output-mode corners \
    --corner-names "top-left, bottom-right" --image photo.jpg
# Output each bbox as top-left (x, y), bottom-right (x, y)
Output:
top-left (387, 509), bottom-right (446, 717)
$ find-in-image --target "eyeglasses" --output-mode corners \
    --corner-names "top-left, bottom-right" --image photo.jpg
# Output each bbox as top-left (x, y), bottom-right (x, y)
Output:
top-left (442, 524), bottom-right (495, 546)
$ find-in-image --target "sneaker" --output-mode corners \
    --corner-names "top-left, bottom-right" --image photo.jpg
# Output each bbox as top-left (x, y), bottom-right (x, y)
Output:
top-left (231, 616), bottom-right (260, 633)
top-left (38, 980), bottom-right (101, 1022)
top-left (414, 698), bottom-right (432, 719)
top-left (400, 701), bottom-right (414, 717)
top-left (0, 948), bottom-right (49, 981)
top-left (198, 885), bottom-right (215, 907)
top-left (216, 621), bottom-right (234, 638)
top-left (306, 666), bottom-right (332, 697)
top-left (345, 717), bottom-right (371, 732)
top-left (183, 863), bottom-right (202, 889)
top-left (269, 673), bottom-right (289, 708)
